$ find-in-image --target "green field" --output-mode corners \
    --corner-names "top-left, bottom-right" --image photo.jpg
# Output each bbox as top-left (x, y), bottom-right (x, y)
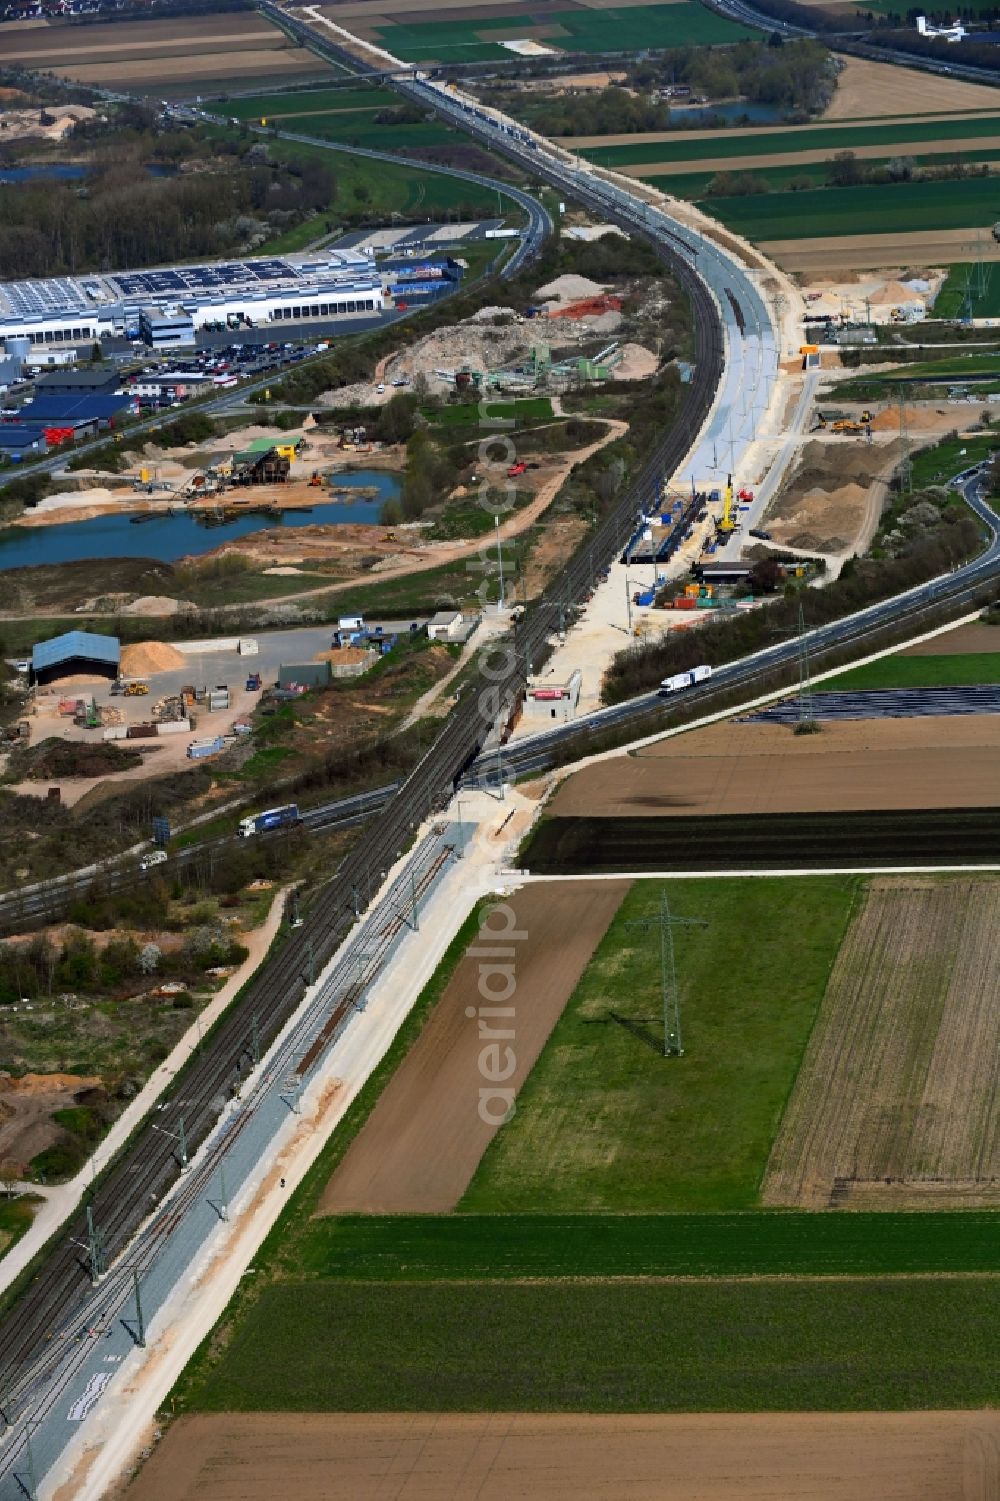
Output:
top-left (935, 263), bottom-right (1000, 320)
top-left (372, 3), bottom-right (756, 63)
top-left (271, 110), bottom-right (458, 151)
top-left (297, 1211), bottom-right (1000, 1280)
top-left (695, 175), bottom-right (1000, 240)
top-left (205, 86), bottom-right (396, 120)
top-left (461, 877), bottom-right (855, 1213)
top-left (822, 649), bottom-right (1000, 692)
top-left (426, 397), bottom-right (554, 427)
top-left (264, 135), bottom-right (511, 222)
top-left (584, 113), bottom-right (1000, 168)
top-left (661, 152), bottom-right (1000, 201)
top-left (182, 1277), bottom-right (999, 1412)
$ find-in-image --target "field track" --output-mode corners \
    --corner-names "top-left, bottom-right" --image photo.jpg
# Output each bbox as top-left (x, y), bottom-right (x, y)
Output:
top-left (318, 881), bottom-right (629, 1213)
top-left (127, 1410), bottom-right (1000, 1500)
top-left (764, 877), bottom-right (1000, 1209)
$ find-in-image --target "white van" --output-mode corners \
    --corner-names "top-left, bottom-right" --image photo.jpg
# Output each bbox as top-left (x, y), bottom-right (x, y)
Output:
top-left (140, 850), bottom-right (168, 871)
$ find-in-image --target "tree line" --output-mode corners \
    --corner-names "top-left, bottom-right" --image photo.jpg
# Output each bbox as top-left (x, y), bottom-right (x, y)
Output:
top-left (483, 40), bottom-right (835, 137)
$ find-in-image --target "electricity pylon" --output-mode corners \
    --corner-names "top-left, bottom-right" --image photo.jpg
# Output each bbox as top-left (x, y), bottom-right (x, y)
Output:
top-left (626, 892), bottom-right (707, 1057)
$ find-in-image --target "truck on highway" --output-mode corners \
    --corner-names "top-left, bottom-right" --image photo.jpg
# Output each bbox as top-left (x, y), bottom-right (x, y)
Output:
top-left (659, 664), bottom-right (712, 695)
top-left (238, 803), bottom-right (301, 838)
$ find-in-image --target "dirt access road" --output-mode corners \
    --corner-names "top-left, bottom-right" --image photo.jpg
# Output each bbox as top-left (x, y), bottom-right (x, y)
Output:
top-left (548, 715), bottom-right (1000, 819)
top-left (126, 1410), bottom-right (1000, 1501)
top-left (318, 880), bottom-right (628, 1213)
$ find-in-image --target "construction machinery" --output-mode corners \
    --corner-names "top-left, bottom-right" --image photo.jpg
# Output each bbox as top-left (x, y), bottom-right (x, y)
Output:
top-left (124, 681), bottom-right (149, 697)
top-left (716, 474), bottom-right (736, 536)
top-left (831, 419), bottom-right (864, 435)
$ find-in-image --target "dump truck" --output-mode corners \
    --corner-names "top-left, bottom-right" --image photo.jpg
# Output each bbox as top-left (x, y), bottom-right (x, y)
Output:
top-left (238, 803), bottom-right (301, 838)
top-left (124, 681), bottom-right (149, 697)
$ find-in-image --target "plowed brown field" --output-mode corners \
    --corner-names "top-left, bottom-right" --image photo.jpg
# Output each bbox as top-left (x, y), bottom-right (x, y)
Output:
top-left (902, 623), bottom-right (1000, 656)
top-left (761, 230), bottom-right (1000, 273)
top-left (126, 1410), bottom-right (1000, 1501)
top-left (763, 877), bottom-right (1000, 1209)
top-left (549, 714), bottom-right (1000, 819)
top-left (318, 880), bottom-right (629, 1213)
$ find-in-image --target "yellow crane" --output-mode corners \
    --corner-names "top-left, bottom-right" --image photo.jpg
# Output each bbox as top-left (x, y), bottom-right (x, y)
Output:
top-left (717, 474), bottom-right (736, 535)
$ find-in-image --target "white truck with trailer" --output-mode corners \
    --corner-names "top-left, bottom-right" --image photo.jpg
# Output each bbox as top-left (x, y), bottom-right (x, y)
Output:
top-left (659, 664), bottom-right (713, 695)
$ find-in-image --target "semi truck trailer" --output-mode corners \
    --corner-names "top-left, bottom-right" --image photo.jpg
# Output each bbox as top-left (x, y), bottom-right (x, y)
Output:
top-left (659, 664), bottom-right (712, 695)
top-left (237, 803), bottom-right (301, 838)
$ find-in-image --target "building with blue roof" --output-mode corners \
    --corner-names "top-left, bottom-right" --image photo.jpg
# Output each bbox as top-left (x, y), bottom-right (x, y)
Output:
top-left (0, 425), bottom-right (48, 458)
top-left (19, 393), bottom-right (133, 428)
top-left (31, 630), bottom-right (120, 686)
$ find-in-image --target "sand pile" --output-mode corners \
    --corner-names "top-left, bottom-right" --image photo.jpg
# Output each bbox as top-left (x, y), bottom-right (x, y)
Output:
top-left (121, 596), bottom-right (188, 617)
top-left (769, 482), bottom-right (868, 554)
top-left (870, 279), bottom-right (923, 306)
top-left (614, 343), bottom-right (658, 380)
top-left (535, 273), bottom-right (607, 303)
top-left (120, 640), bottom-right (186, 676)
top-left (870, 404), bottom-right (950, 433)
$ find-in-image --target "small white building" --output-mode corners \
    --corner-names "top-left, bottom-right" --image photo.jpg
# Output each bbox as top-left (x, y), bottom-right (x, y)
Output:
top-left (523, 669), bottom-right (582, 723)
top-left (427, 609), bottom-right (464, 641)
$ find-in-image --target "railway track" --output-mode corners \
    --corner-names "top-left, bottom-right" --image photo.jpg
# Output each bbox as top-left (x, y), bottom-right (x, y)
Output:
top-left (0, 9), bottom-right (732, 1410)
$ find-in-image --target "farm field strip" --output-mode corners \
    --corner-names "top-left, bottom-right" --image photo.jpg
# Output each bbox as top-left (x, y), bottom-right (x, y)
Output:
top-left (761, 229), bottom-right (1000, 272)
top-left (624, 140), bottom-right (1000, 183)
top-left (355, 0), bottom-right (756, 61)
top-left (523, 807), bottom-right (1000, 872)
top-left (822, 650), bottom-right (1000, 691)
top-left (178, 1276), bottom-right (1000, 1412)
top-left (125, 1410), bottom-right (1000, 1501)
top-left (204, 87), bottom-right (396, 119)
top-left (826, 55), bottom-right (1000, 118)
top-left (318, 882), bottom-right (629, 1214)
top-left (301, 1210), bottom-right (1000, 1278)
top-left (764, 878), bottom-right (1000, 1209)
top-left (578, 113), bottom-right (1000, 166)
top-left (697, 177), bottom-right (1000, 241)
top-left (459, 878), bottom-right (855, 1214)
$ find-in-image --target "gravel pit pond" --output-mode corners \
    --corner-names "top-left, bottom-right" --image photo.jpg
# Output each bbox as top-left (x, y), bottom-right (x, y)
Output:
top-left (0, 471), bottom-right (400, 569)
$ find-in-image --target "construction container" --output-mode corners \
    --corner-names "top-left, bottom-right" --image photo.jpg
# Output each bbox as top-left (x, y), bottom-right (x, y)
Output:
top-left (208, 692), bottom-right (230, 711)
top-left (673, 597), bottom-right (697, 610)
top-left (126, 723), bottom-right (158, 739)
top-left (187, 736), bottom-right (225, 760)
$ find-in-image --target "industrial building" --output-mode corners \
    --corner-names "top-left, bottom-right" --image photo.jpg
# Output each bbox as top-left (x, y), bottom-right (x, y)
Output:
top-left (0, 247), bottom-right (384, 351)
top-left (0, 424), bottom-right (47, 459)
top-left (31, 630), bottom-right (120, 687)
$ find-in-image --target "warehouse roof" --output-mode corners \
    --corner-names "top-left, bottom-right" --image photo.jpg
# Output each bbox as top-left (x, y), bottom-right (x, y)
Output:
top-left (33, 368), bottom-right (120, 392)
top-left (32, 630), bottom-right (120, 672)
top-left (0, 425), bottom-right (47, 449)
top-left (20, 393), bottom-right (130, 422)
